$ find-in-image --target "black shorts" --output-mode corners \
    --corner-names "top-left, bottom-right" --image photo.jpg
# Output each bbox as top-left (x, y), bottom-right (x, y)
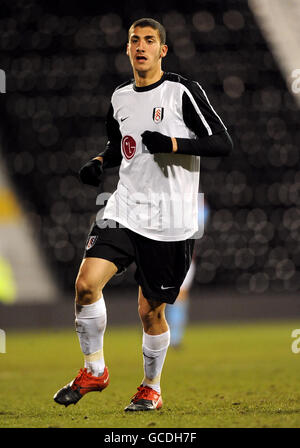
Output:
top-left (83, 219), bottom-right (195, 304)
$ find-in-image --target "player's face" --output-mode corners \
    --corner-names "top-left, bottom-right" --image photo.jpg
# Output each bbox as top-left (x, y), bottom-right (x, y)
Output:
top-left (127, 26), bottom-right (168, 74)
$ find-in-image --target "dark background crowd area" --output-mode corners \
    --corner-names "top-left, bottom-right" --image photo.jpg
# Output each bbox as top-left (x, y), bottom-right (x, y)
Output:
top-left (1, 0), bottom-right (300, 297)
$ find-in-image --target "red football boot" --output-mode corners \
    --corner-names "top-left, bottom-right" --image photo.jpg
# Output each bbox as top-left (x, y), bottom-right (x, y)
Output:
top-left (53, 367), bottom-right (109, 407)
top-left (124, 385), bottom-right (163, 411)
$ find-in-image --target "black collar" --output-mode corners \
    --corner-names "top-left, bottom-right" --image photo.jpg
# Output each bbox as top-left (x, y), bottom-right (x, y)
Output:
top-left (133, 72), bottom-right (166, 92)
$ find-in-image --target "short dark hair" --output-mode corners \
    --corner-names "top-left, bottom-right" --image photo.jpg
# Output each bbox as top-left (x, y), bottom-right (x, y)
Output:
top-left (128, 18), bottom-right (166, 45)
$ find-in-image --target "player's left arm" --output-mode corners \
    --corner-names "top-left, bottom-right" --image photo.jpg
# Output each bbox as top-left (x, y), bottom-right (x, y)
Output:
top-left (142, 80), bottom-right (233, 156)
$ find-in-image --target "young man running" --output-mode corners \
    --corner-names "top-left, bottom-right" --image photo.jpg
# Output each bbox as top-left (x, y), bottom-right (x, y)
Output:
top-left (53, 17), bottom-right (232, 412)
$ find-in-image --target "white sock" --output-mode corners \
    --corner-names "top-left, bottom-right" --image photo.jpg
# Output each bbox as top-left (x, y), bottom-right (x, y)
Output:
top-left (142, 329), bottom-right (170, 394)
top-left (75, 296), bottom-right (107, 377)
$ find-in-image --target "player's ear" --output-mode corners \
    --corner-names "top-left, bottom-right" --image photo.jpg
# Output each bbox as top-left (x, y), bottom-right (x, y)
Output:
top-left (126, 43), bottom-right (129, 56)
top-left (160, 44), bottom-right (168, 59)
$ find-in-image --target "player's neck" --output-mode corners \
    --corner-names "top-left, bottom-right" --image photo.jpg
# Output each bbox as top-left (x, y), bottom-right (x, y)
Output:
top-left (134, 68), bottom-right (164, 88)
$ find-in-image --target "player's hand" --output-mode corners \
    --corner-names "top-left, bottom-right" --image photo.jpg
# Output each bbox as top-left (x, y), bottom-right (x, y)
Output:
top-left (141, 131), bottom-right (173, 154)
top-left (79, 159), bottom-right (103, 187)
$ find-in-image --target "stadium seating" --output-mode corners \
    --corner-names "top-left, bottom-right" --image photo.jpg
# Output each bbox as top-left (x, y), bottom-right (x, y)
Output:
top-left (1, 0), bottom-right (299, 295)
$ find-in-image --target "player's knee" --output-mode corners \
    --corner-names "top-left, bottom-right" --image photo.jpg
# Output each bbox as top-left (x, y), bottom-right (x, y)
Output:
top-left (75, 277), bottom-right (100, 305)
top-left (138, 306), bottom-right (152, 325)
top-left (138, 304), bottom-right (163, 325)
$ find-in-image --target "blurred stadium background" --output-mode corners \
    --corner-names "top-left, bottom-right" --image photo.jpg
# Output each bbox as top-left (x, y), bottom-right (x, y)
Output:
top-left (1, 0), bottom-right (300, 329)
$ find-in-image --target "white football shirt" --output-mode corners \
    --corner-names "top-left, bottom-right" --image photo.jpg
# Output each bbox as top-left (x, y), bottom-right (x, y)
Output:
top-left (101, 72), bottom-right (226, 241)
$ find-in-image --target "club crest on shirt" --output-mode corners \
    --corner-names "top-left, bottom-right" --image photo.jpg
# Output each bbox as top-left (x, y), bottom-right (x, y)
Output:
top-left (153, 107), bottom-right (164, 123)
top-left (86, 235), bottom-right (98, 250)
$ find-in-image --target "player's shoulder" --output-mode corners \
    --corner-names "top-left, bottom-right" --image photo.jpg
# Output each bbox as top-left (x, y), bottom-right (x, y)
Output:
top-left (113, 79), bottom-right (134, 94)
top-left (164, 72), bottom-right (202, 91)
top-left (111, 79), bottom-right (134, 107)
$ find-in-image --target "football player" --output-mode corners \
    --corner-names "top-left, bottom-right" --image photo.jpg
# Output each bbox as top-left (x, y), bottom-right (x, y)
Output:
top-left (53, 17), bottom-right (232, 411)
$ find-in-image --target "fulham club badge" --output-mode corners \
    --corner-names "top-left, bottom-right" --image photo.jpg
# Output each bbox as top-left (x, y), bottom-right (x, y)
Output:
top-left (153, 107), bottom-right (164, 123)
top-left (86, 235), bottom-right (98, 250)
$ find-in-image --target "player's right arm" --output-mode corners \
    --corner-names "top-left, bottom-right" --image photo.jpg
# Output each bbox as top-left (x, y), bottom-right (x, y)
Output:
top-left (79, 103), bottom-right (122, 187)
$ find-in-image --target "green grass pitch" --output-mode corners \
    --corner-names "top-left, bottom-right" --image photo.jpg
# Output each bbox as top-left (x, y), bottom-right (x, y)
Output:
top-left (1, 320), bottom-right (300, 428)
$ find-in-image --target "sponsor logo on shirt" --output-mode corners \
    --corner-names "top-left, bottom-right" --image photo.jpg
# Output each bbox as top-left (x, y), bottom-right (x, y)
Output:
top-left (122, 135), bottom-right (136, 160)
top-left (153, 107), bottom-right (164, 123)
